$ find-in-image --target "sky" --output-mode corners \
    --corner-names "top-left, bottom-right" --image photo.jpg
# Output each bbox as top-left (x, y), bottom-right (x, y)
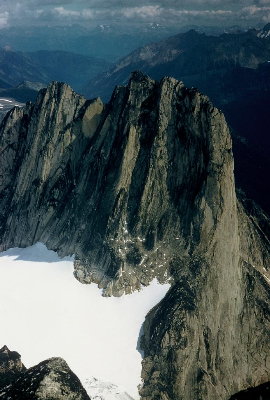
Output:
top-left (0, 0), bottom-right (269, 29)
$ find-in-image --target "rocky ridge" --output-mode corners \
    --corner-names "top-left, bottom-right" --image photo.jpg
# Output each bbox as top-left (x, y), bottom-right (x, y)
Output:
top-left (0, 347), bottom-right (90, 400)
top-left (0, 345), bottom-right (26, 389)
top-left (257, 23), bottom-right (270, 39)
top-left (0, 74), bottom-right (269, 399)
top-left (86, 27), bottom-right (270, 102)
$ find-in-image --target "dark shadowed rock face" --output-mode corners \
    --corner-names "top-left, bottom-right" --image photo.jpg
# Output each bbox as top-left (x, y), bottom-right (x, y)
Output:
top-left (229, 381), bottom-right (270, 399)
top-left (0, 74), bottom-right (269, 400)
top-left (0, 345), bottom-right (26, 388)
top-left (0, 355), bottom-right (90, 400)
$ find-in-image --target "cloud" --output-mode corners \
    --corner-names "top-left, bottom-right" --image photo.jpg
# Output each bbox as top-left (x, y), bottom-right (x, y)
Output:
top-left (54, 7), bottom-right (81, 17)
top-left (243, 5), bottom-right (270, 13)
top-left (0, 11), bottom-right (8, 28)
top-left (0, 0), bottom-right (267, 28)
top-left (254, 0), bottom-right (270, 4)
top-left (173, 9), bottom-right (233, 16)
top-left (53, 7), bottom-right (95, 20)
top-left (65, 0), bottom-right (245, 7)
top-left (121, 6), bottom-right (162, 19)
top-left (240, 4), bottom-right (270, 19)
top-left (114, 5), bottom-right (234, 23)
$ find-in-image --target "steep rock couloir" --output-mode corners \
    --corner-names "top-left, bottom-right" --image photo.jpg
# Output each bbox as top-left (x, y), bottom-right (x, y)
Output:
top-left (0, 73), bottom-right (269, 400)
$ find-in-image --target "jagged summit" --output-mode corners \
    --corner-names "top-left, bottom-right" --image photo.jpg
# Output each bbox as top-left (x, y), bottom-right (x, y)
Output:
top-left (127, 70), bottom-right (184, 88)
top-left (0, 350), bottom-right (90, 400)
top-left (0, 345), bottom-right (10, 353)
top-left (0, 345), bottom-right (21, 360)
top-left (0, 345), bottom-right (26, 389)
top-left (257, 23), bottom-right (270, 38)
top-left (129, 70), bottom-right (152, 82)
top-left (0, 75), bottom-right (269, 399)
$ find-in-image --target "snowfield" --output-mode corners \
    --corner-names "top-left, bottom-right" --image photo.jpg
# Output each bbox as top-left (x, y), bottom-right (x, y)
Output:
top-left (0, 242), bottom-right (170, 398)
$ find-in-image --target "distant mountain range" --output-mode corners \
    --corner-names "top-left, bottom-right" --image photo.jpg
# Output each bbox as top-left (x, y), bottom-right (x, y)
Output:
top-left (86, 25), bottom-right (270, 214)
top-left (24, 50), bottom-right (111, 94)
top-left (0, 49), bottom-right (49, 88)
top-left (0, 48), bottom-right (111, 95)
top-left (0, 24), bottom-right (243, 62)
top-left (87, 26), bottom-right (270, 101)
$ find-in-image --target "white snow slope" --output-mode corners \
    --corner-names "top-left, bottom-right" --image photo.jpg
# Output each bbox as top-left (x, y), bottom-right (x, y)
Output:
top-left (0, 242), bottom-right (170, 398)
top-left (83, 377), bottom-right (134, 400)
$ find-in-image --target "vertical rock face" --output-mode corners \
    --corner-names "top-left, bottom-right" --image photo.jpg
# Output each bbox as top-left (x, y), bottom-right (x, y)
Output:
top-left (0, 73), bottom-right (269, 399)
top-left (0, 72), bottom-right (239, 295)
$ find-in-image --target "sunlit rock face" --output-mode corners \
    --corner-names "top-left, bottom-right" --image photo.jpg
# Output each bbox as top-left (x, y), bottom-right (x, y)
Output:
top-left (0, 74), bottom-right (269, 400)
top-left (0, 72), bottom-right (237, 296)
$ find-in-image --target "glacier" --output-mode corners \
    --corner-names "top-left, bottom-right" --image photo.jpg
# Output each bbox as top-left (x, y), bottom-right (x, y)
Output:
top-left (0, 242), bottom-right (170, 398)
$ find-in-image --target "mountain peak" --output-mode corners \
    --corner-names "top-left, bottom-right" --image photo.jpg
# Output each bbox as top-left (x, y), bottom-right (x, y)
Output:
top-left (0, 345), bottom-right (21, 361)
top-left (257, 23), bottom-right (270, 38)
top-left (0, 345), bottom-right (26, 389)
top-left (262, 23), bottom-right (270, 31)
top-left (0, 345), bottom-right (10, 354)
top-left (129, 70), bottom-right (154, 84)
top-left (0, 352), bottom-right (90, 400)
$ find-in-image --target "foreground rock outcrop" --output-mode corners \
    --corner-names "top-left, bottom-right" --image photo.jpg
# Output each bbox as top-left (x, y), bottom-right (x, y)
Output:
top-left (0, 74), bottom-right (269, 399)
top-left (0, 347), bottom-right (90, 400)
top-left (0, 345), bottom-right (26, 388)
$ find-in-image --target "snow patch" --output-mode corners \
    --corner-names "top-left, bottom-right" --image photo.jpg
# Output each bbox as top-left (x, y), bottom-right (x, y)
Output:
top-left (0, 98), bottom-right (12, 103)
top-left (0, 243), bottom-right (170, 398)
top-left (83, 377), bottom-right (134, 400)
